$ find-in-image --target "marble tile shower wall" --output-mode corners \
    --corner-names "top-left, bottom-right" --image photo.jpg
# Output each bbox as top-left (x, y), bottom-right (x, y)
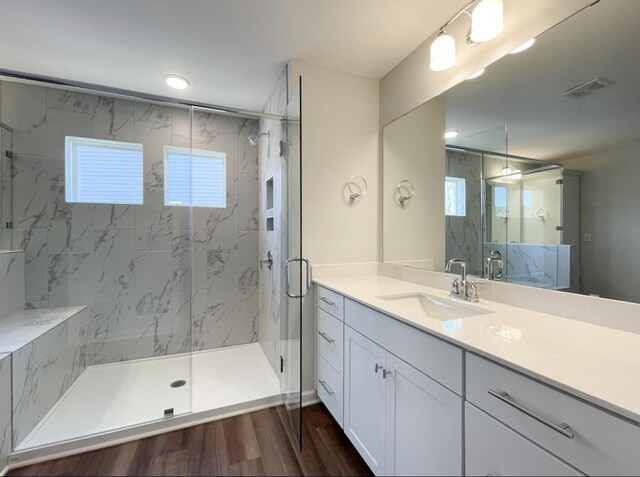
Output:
top-left (12, 307), bottom-right (93, 446)
top-left (258, 67), bottom-right (288, 375)
top-left (0, 251), bottom-right (25, 320)
top-left (445, 150), bottom-right (482, 276)
top-left (0, 353), bottom-right (10, 472)
top-left (0, 81), bottom-right (259, 364)
top-left (483, 243), bottom-right (574, 290)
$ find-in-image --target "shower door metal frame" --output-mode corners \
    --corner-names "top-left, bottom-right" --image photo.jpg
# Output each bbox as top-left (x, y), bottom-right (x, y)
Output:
top-left (281, 74), bottom-right (306, 451)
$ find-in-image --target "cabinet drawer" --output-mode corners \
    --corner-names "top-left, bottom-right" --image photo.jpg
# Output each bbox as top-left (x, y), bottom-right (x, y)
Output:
top-left (465, 403), bottom-right (582, 476)
top-left (317, 354), bottom-right (344, 428)
top-left (317, 286), bottom-right (344, 321)
top-left (466, 353), bottom-right (640, 476)
top-left (345, 298), bottom-right (463, 395)
top-left (317, 307), bottom-right (344, 375)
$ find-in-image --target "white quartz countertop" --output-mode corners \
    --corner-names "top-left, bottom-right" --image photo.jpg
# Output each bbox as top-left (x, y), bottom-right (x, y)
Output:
top-left (0, 306), bottom-right (87, 353)
top-left (314, 275), bottom-right (640, 424)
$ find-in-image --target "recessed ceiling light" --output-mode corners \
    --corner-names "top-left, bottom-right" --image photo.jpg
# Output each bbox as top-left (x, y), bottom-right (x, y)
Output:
top-left (164, 74), bottom-right (190, 90)
top-left (510, 38), bottom-right (536, 54)
top-left (444, 130), bottom-right (459, 139)
top-left (467, 68), bottom-right (486, 80)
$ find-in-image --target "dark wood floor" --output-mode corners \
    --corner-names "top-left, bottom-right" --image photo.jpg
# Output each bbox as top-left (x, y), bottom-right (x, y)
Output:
top-left (8, 404), bottom-right (372, 476)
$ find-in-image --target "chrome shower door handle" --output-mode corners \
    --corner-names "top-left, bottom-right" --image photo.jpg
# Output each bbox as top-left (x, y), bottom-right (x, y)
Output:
top-left (285, 257), bottom-right (312, 298)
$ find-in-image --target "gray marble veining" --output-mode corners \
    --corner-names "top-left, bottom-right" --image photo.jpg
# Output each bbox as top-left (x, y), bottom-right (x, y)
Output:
top-left (0, 306), bottom-right (86, 353)
top-left (3, 80), bottom-right (260, 367)
top-left (0, 250), bottom-right (25, 320)
top-left (0, 353), bottom-right (11, 471)
top-left (445, 150), bottom-right (483, 276)
top-left (9, 306), bottom-right (91, 447)
top-left (258, 66), bottom-right (289, 375)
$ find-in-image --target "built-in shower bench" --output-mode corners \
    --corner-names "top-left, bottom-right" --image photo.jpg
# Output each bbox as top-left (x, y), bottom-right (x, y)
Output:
top-left (0, 250), bottom-right (94, 459)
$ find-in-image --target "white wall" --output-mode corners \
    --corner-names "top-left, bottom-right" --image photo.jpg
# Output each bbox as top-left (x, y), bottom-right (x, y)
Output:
top-left (289, 60), bottom-right (380, 266)
top-left (561, 144), bottom-right (640, 303)
top-left (288, 60), bottom-right (379, 393)
top-left (380, 0), bottom-right (594, 127)
top-left (383, 97), bottom-right (445, 270)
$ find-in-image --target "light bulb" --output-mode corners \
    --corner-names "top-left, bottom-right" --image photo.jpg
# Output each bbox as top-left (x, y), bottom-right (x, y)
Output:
top-left (467, 68), bottom-right (485, 80)
top-left (164, 74), bottom-right (191, 90)
top-left (510, 38), bottom-right (536, 54)
top-left (430, 32), bottom-right (456, 71)
top-left (470, 0), bottom-right (504, 43)
top-left (444, 130), bottom-right (459, 139)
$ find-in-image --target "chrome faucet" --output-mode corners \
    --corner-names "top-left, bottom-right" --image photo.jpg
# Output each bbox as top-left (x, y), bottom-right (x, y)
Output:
top-left (485, 250), bottom-right (504, 280)
top-left (446, 258), bottom-right (480, 302)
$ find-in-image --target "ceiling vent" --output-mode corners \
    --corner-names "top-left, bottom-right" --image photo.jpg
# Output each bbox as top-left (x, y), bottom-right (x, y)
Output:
top-left (561, 77), bottom-right (614, 100)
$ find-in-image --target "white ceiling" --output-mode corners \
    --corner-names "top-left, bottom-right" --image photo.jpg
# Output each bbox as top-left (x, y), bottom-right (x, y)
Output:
top-left (0, 0), bottom-right (466, 112)
top-left (446, 0), bottom-right (640, 161)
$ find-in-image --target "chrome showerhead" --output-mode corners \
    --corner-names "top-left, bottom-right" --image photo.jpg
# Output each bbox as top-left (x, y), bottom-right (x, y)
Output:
top-left (247, 131), bottom-right (270, 145)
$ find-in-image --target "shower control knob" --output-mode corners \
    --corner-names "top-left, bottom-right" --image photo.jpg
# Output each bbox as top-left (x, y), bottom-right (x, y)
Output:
top-left (260, 251), bottom-right (273, 270)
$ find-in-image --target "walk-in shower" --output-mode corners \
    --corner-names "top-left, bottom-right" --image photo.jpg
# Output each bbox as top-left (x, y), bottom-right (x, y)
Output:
top-left (0, 72), bottom-right (304, 464)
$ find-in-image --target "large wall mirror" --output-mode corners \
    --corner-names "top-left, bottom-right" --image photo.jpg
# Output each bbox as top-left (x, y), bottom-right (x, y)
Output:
top-left (383, 0), bottom-right (640, 304)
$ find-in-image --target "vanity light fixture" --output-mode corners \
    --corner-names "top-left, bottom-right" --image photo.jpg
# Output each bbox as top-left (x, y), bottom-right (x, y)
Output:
top-left (444, 130), bottom-right (459, 139)
top-left (470, 0), bottom-right (504, 43)
top-left (501, 166), bottom-right (522, 180)
top-left (430, 31), bottom-right (457, 72)
top-left (510, 38), bottom-right (536, 54)
top-left (164, 74), bottom-right (191, 90)
top-left (467, 68), bottom-right (486, 80)
top-left (429, 0), bottom-right (504, 72)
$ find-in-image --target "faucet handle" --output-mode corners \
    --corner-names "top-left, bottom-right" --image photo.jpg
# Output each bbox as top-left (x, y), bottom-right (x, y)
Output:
top-left (465, 279), bottom-right (487, 302)
top-left (450, 277), bottom-right (460, 295)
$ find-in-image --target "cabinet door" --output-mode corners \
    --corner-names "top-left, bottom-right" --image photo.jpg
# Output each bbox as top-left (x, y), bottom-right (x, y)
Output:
top-left (385, 354), bottom-right (463, 476)
top-left (465, 403), bottom-right (583, 476)
top-left (344, 327), bottom-right (387, 475)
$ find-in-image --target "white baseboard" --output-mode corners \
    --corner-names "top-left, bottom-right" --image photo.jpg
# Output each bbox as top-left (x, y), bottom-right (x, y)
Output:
top-left (0, 464), bottom-right (8, 476)
top-left (302, 389), bottom-right (320, 407)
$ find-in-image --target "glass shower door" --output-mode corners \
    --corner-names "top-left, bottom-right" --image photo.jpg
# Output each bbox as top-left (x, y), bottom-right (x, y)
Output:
top-left (281, 76), bottom-right (306, 449)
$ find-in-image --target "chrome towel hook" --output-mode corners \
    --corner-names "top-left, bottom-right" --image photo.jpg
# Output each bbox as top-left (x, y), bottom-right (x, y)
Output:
top-left (397, 180), bottom-right (415, 204)
top-left (347, 176), bottom-right (368, 201)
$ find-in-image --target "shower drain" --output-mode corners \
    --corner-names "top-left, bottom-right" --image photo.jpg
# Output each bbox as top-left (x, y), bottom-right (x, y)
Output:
top-left (171, 379), bottom-right (187, 388)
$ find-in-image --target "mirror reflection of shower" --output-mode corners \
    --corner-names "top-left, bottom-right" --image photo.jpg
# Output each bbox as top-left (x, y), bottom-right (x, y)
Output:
top-left (444, 145), bottom-right (581, 291)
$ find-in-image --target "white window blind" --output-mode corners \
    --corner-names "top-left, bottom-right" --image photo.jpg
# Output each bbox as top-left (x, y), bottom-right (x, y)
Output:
top-left (164, 146), bottom-right (226, 208)
top-left (65, 136), bottom-right (143, 205)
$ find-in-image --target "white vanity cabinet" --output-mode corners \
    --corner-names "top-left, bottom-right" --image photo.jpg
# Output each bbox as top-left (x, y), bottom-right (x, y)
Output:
top-left (343, 301), bottom-right (463, 477)
top-left (313, 284), bottom-right (640, 477)
top-left (315, 286), bottom-right (345, 427)
top-left (466, 353), bottom-right (640, 476)
top-left (465, 403), bottom-right (583, 476)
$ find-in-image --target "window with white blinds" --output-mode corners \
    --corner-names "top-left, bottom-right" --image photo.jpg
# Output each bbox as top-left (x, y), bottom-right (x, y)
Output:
top-left (65, 136), bottom-right (144, 205)
top-left (164, 146), bottom-right (226, 208)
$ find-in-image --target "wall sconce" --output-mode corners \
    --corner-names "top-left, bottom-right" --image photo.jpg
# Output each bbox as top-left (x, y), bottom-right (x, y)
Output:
top-left (429, 0), bottom-right (504, 72)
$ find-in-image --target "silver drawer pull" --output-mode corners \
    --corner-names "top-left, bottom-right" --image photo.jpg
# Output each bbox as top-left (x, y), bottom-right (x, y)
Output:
top-left (488, 389), bottom-right (575, 439)
top-left (318, 331), bottom-right (335, 343)
top-left (319, 296), bottom-right (335, 306)
top-left (318, 379), bottom-right (335, 396)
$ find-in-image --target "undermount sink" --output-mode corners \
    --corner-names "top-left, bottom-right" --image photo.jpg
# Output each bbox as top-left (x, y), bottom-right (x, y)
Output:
top-left (377, 292), bottom-right (493, 321)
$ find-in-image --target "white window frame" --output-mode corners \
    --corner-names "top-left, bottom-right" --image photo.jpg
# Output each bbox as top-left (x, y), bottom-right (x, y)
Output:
top-left (163, 146), bottom-right (227, 208)
top-left (65, 136), bottom-right (144, 205)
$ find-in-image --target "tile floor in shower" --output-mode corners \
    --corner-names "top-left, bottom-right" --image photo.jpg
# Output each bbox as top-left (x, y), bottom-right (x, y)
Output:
top-left (17, 343), bottom-right (281, 450)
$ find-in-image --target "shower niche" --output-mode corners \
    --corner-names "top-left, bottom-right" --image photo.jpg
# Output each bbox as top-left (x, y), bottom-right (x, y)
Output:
top-left (265, 176), bottom-right (274, 231)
